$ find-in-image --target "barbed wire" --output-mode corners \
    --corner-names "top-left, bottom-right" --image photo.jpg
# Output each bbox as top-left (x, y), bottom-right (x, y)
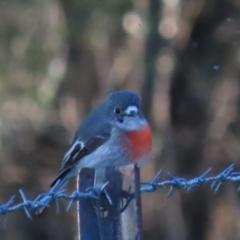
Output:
top-left (0, 164), bottom-right (239, 224)
top-left (140, 164), bottom-right (240, 195)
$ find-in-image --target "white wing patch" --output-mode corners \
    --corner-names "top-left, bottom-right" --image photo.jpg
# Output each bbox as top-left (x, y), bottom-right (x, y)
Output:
top-left (124, 105), bottom-right (138, 115)
top-left (63, 139), bottom-right (85, 164)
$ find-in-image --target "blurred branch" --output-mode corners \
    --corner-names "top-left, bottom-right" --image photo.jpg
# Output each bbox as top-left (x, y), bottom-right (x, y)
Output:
top-left (141, 0), bottom-right (162, 119)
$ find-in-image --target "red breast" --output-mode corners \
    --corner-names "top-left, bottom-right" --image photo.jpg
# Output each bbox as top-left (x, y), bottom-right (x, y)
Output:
top-left (124, 124), bottom-right (152, 162)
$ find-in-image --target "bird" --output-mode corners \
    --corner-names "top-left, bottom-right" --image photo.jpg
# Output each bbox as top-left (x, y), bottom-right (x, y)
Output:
top-left (37, 90), bottom-right (152, 213)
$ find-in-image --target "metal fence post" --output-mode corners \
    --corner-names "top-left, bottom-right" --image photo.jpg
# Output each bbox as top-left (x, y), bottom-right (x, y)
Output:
top-left (97, 166), bottom-right (122, 240)
top-left (77, 164), bottom-right (142, 240)
top-left (78, 168), bottom-right (100, 240)
top-left (119, 164), bottom-right (143, 240)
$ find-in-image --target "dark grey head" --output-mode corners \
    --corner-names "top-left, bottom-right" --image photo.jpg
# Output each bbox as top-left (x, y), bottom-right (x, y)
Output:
top-left (105, 90), bottom-right (146, 131)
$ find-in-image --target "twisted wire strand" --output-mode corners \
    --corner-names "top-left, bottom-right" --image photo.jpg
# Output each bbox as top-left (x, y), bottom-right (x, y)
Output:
top-left (0, 164), bottom-right (239, 222)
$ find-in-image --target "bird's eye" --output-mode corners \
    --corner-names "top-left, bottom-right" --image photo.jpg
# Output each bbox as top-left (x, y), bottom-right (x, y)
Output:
top-left (114, 107), bottom-right (121, 114)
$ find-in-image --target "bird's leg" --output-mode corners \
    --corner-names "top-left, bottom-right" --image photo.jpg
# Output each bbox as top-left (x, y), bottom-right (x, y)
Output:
top-left (86, 183), bottom-right (112, 217)
top-left (87, 183), bottom-right (135, 215)
top-left (119, 186), bottom-right (134, 213)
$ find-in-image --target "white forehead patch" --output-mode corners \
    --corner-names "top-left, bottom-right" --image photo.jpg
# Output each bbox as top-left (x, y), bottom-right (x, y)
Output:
top-left (125, 105), bottom-right (138, 115)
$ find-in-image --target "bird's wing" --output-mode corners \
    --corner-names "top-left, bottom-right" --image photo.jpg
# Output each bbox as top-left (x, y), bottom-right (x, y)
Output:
top-left (62, 131), bottom-right (110, 168)
top-left (50, 119), bottom-right (112, 188)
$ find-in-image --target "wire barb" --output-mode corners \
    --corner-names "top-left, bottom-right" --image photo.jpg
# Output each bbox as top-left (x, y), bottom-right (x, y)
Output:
top-left (140, 170), bottom-right (162, 192)
top-left (19, 190), bottom-right (32, 220)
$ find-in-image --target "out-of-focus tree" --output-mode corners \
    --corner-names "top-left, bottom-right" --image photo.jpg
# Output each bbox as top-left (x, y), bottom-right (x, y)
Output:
top-left (0, 0), bottom-right (240, 239)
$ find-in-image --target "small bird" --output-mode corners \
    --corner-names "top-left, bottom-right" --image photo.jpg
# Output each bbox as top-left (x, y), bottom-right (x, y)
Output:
top-left (37, 90), bottom-right (152, 213)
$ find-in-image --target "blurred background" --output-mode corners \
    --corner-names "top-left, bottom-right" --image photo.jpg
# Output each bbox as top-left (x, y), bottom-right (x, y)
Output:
top-left (0, 0), bottom-right (240, 239)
